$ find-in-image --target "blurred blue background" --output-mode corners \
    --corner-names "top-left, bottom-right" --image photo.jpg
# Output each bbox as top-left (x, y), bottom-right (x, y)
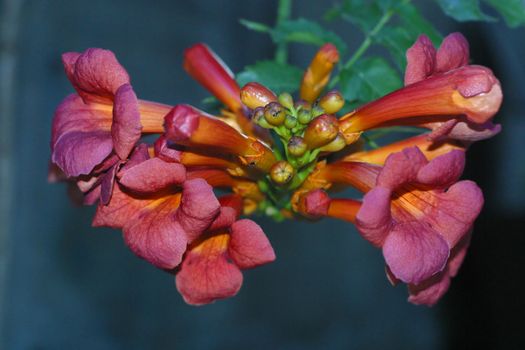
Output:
top-left (1, 0), bottom-right (524, 349)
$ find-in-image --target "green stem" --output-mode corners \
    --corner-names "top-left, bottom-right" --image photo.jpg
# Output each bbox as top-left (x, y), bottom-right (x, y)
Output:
top-left (274, 0), bottom-right (292, 64)
top-left (328, 1), bottom-right (408, 88)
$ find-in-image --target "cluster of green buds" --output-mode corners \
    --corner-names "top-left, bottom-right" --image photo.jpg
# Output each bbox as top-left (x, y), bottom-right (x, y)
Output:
top-left (240, 82), bottom-right (346, 191)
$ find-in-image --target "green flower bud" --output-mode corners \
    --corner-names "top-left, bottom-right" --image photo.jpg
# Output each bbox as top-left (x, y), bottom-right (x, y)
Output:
top-left (287, 136), bottom-right (307, 157)
top-left (297, 109), bottom-right (312, 124)
top-left (278, 92), bottom-right (294, 109)
top-left (270, 160), bottom-right (295, 185)
top-left (319, 90), bottom-right (345, 114)
top-left (264, 102), bottom-right (286, 126)
top-left (284, 115), bottom-right (297, 129)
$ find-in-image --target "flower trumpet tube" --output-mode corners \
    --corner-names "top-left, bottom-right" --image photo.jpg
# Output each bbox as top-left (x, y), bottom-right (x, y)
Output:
top-left (164, 104), bottom-right (276, 172)
top-left (339, 65), bottom-right (502, 138)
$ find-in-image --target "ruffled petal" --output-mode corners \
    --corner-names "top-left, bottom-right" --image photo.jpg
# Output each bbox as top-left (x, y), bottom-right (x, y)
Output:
top-left (154, 135), bottom-right (182, 163)
top-left (111, 84), bottom-right (142, 159)
top-left (377, 147), bottom-right (427, 189)
top-left (228, 219), bottom-right (275, 269)
top-left (176, 233), bottom-right (243, 305)
top-left (207, 207), bottom-right (237, 232)
top-left (123, 195), bottom-right (186, 269)
top-left (383, 221), bottom-right (450, 284)
top-left (417, 149), bottom-right (465, 188)
top-left (436, 32), bottom-right (469, 73)
top-left (52, 130), bottom-right (113, 177)
top-left (118, 158), bottom-right (186, 194)
top-left (404, 34), bottom-right (436, 85)
top-left (63, 48), bottom-right (130, 103)
top-left (92, 184), bottom-right (153, 228)
top-left (176, 179), bottom-right (221, 242)
top-left (355, 187), bottom-right (393, 247)
top-left (428, 180), bottom-right (483, 247)
top-left (407, 270), bottom-right (451, 306)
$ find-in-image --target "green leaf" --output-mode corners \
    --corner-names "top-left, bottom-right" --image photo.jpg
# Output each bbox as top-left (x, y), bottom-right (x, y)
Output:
top-left (483, 0), bottom-right (525, 27)
top-left (325, 0), bottom-right (383, 33)
top-left (239, 19), bottom-right (272, 33)
top-left (375, 26), bottom-right (415, 69)
top-left (435, 0), bottom-right (496, 22)
top-left (396, 3), bottom-right (442, 45)
top-left (236, 61), bottom-right (303, 94)
top-left (339, 57), bottom-right (402, 104)
top-left (272, 18), bottom-right (347, 54)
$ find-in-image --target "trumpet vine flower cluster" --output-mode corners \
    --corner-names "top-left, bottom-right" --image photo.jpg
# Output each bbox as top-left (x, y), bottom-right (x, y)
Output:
top-left (50, 32), bottom-right (502, 306)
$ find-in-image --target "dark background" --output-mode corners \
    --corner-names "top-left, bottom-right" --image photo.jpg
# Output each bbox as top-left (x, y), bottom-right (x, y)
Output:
top-left (1, 0), bottom-right (524, 349)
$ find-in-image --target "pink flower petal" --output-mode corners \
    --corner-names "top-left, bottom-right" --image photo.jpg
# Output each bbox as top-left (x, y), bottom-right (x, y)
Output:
top-left (228, 219), bottom-right (275, 269)
top-left (176, 179), bottom-right (221, 242)
top-left (218, 194), bottom-right (243, 219)
top-left (428, 180), bottom-right (483, 247)
top-left (208, 207), bottom-right (237, 232)
top-left (301, 189), bottom-right (330, 218)
top-left (52, 130), bottom-right (113, 177)
top-left (154, 135), bottom-right (182, 163)
top-left (436, 32), bottom-right (470, 73)
top-left (118, 158), bottom-right (186, 194)
top-left (377, 147), bottom-right (428, 189)
top-left (123, 196), bottom-right (187, 269)
top-left (176, 233), bottom-right (243, 305)
top-left (355, 187), bottom-right (393, 247)
top-left (407, 270), bottom-right (451, 306)
top-left (100, 161), bottom-right (121, 205)
top-left (404, 35), bottom-right (436, 85)
top-left (111, 84), bottom-right (142, 160)
top-left (383, 221), bottom-right (450, 284)
top-left (447, 120), bottom-right (502, 141)
top-left (64, 48), bottom-right (130, 103)
top-left (164, 105), bottom-right (200, 142)
top-left (417, 149), bottom-right (465, 187)
top-left (122, 144), bottom-right (150, 171)
top-left (92, 184), bottom-right (152, 229)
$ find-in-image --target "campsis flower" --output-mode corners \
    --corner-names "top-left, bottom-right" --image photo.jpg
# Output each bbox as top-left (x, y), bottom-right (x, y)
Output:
top-left (50, 32), bottom-right (501, 306)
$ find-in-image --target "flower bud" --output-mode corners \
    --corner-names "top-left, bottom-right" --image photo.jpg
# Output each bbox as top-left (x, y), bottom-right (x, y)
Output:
top-left (252, 107), bottom-right (272, 128)
top-left (284, 115), bottom-right (297, 129)
top-left (319, 91), bottom-right (345, 114)
top-left (270, 160), bottom-right (295, 185)
top-left (264, 102), bottom-right (286, 126)
top-left (303, 114), bottom-right (339, 149)
top-left (240, 82), bottom-right (277, 110)
top-left (278, 92), bottom-right (294, 109)
top-left (311, 105), bottom-right (325, 118)
top-left (287, 136), bottom-right (307, 157)
top-left (297, 109), bottom-right (312, 124)
top-left (319, 132), bottom-right (346, 152)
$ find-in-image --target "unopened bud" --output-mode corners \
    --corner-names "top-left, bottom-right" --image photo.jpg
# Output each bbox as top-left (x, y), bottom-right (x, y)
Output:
top-left (252, 107), bottom-right (272, 128)
top-left (270, 160), bottom-right (295, 185)
top-left (319, 91), bottom-right (345, 114)
top-left (311, 105), bottom-right (325, 118)
top-left (240, 82), bottom-right (277, 109)
top-left (303, 114), bottom-right (339, 149)
top-left (264, 102), bottom-right (286, 126)
top-left (287, 136), bottom-right (308, 157)
top-left (284, 115), bottom-right (297, 129)
top-left (319, 132), bottom-right (346, 152)
top-left (278, 92), bottom-right (294, 109)
top-left (297, 109), bottom-right (312, 124)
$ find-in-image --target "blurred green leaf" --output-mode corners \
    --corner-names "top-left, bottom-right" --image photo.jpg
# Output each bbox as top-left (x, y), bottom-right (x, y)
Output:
top-left (239, 19), bottom-right (272, 33)
top-left (236, 61), bottom-right (303, 94)
top-left (375, 26), bottom-right (414, 69)
top-left (435, 0), bottom-right (496, 22)
top-left (397, 3), bottom-right (442, 45)
top-left (272, 18), bottom-right (348, 54)
top-left (325, 0), bottom-right (383, 33)
top-left (483, 0), bottom-right (525, 27)
top-left (339, 57), bottom-right (402, 103)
